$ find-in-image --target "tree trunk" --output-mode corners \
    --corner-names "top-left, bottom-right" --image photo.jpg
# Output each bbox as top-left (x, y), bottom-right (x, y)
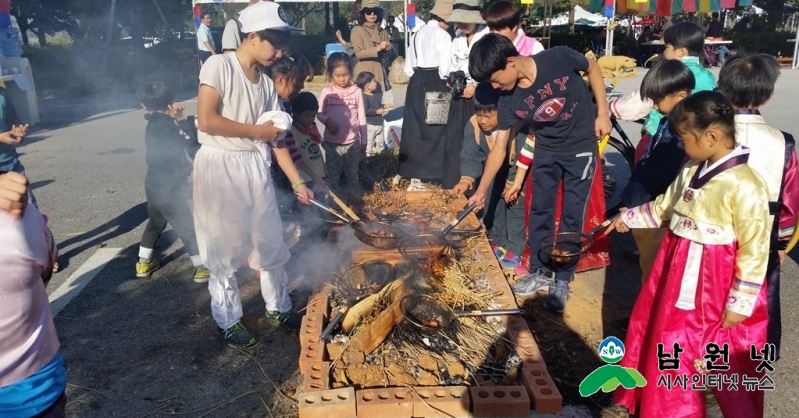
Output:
top-left (569, 0), bottom-right (576, 34)
top-left (16, 12), bottom-right (29, 45)
top-left (325, 3), bottom-right (331, 36)
top-left (333, 2), bottom-right (341, 29)
top-left (30, 28), bottom-right (47, 47)
top-left (129, 1), bottom-right (144, 51)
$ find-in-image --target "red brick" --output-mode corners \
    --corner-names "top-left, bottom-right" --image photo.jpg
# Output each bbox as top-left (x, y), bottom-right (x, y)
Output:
top-left (299, 387), bottom-right (356, 418)
top-left (299, 340), bottom-right (326, 370)
top-left (520, 364), bottom-right (563, 414)
top-left (306, 296), bottom-right (328, 321)
top-left (302, 362), bottom-right (330, 392)
top-left (506, 317), bottom-right (543, 367)
top-left (356, 387), bottom-right (413, 418)
top-left (412, 386), bottom-right (470, 418)
top-left (299, 313), bottom-right (324, 349)
top-left (469, 386), bottom-right (530, 417)
top-left (310, 284), bottom-right (332, 303)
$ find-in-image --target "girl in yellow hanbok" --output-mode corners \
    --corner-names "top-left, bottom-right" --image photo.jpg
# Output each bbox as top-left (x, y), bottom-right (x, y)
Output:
top-left (606, 91), bottom-right (770, 418)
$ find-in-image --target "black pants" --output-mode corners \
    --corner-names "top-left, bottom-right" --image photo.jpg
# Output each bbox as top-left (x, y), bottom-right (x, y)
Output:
top-left (528, 150), bottom-right (596, 282)
top-left (140, 181), bottom-right (199, 258)
top-left (198, 50), bottom-right (212, 66)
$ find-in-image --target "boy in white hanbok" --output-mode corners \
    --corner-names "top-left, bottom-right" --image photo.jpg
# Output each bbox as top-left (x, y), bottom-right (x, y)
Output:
top-left (194, 2), bottom-right (312, 348)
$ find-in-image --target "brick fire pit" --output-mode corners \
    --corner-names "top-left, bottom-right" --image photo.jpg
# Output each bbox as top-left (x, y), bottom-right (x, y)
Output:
top-left (297, 192), bottom-right (563, 418)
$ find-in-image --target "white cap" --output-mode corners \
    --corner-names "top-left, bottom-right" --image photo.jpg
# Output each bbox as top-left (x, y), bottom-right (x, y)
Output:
top-left (239, 2), bottom-right (302, 33)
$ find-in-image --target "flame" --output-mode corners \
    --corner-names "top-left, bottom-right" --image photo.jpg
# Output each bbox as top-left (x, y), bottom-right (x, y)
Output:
top-left (426, 245), bottom-right (454, 278)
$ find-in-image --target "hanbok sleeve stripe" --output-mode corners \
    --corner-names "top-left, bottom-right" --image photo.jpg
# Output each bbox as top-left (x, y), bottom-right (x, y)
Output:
top-left (621, 202), bottom-right (662, 229)
top-left (726, 286), bottom-right (759, 317)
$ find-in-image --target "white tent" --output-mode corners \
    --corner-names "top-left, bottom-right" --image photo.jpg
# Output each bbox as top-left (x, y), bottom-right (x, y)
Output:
top-left (548, 5), bottom-right (608, 27)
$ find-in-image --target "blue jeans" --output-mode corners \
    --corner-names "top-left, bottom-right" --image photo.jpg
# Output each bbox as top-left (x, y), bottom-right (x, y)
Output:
top-left (717, 46), bottom-right (731, 65)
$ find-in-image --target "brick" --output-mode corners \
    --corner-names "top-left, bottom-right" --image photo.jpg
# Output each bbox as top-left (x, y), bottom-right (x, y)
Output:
top-left (356, 387), bottom-right (414, 418)
top-left (298, 387), bottom-right (356, 418)
top-left (310, 284), bottom-right (332, 303)
top-left (302, 362), bottom-right (331, 392)
top-left (412, 386), bottom-right (470, 418)
top-left (520, 364), bottom-right (563, 414)
top-left (306, 296), bottom-right (328, 321)
top-left (299, 341), bottom-right (326, 370)
top-left (469, 386), bottom-right (530, 417)
top-left (326, 342), bottom-right (344, 360)
top-left (299, 313), bottom-right (324, 349)
top-left (506, 317), bottom-right (543, 367)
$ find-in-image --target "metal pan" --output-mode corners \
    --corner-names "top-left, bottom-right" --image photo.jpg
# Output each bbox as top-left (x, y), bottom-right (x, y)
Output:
top-left (539, 215), bottom-right (619, 265)
top-left (400, 294), bottom-right (523, 333)
top-left (301, 194), bottom-right (405, 249)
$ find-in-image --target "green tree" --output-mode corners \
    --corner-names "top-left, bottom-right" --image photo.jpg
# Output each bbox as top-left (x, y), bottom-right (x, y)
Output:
top-left (12, 0), bottom-right (78, 46)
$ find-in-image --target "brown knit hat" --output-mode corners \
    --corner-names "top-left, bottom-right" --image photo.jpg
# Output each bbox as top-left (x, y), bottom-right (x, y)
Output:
top-left (430, 0), bottom-right (455, 20)
top-left (361, 0), bottom-right (381, 9)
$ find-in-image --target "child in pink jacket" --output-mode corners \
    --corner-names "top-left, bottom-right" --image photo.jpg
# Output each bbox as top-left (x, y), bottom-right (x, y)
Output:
top-left (318, 52), bottom-right (367, 195)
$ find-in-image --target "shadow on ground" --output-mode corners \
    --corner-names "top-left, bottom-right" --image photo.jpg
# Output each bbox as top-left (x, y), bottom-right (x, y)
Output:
top-left (515, 229), bottom-right (640, 417)
top-left (56, 243), bottom-right (312, 417)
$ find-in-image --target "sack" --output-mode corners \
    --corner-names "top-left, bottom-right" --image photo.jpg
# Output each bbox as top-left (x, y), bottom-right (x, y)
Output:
top-left (423, 91), bottom-right (450, 125)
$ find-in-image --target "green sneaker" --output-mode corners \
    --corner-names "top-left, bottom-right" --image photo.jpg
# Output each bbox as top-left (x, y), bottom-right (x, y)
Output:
top-left (217, 322), bottom-right (258, 348)
top-left (194, 267), bottom-right (211, 283)
top-left (135, 259), bottom-right (160, 278)
top-left (265, 310), bottom-right (303, 332)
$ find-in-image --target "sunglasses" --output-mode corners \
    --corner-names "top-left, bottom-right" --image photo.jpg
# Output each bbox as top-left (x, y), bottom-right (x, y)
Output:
top-left (363, 8), bottom-right (380, 15)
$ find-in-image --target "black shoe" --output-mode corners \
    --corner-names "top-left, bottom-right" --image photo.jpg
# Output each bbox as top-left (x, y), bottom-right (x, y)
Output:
top-left (265, 310), bottom-right (302, 332)
top-left (217, 322), bottom-right (259, 348)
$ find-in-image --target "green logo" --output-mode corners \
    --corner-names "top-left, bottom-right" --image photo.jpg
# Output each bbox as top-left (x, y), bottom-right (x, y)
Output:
top-left (579, 337), bottom-right (647, 397)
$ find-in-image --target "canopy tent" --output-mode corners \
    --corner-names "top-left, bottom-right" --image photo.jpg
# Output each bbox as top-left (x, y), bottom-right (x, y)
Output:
top-left (590, 0), bottom-right (744, 56)
top-left (589, 0), bottom-right (747, 17)
top-left (547, 5), bottom-right (608, 27)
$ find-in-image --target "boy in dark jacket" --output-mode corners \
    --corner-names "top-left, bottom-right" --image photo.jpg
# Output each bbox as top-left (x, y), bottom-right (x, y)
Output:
top-left (135, 82), bottom-right (209, 282)
top-left (453, 82), bottom-right (528, 268)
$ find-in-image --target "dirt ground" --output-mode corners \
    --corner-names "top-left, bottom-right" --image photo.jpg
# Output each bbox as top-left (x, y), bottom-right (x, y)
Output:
top-left (58, 234), bottom-right (337, 417)
top-left (511, 231), bottom-right (641, 417)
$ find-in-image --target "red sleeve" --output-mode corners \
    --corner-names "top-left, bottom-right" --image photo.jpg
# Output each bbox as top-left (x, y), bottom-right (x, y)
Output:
top-left (778, 148), bottom-right (799, 248)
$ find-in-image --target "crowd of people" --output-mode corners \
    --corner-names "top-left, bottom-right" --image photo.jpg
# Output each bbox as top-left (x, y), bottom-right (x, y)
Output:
top-left (1, 0), bottom-right (796, 416)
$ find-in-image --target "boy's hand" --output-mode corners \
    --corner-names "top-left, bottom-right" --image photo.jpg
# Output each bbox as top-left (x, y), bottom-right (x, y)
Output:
top-left (0, 171), bottom-right (29, 219)
top-left (604, 216), bottom-right (629, 235)
top-left (461, 85), bottom-right (475, 99)
top-left (255, 120), bottom-right (286, 142)
top-left (384, 104), bottom-right (393, 110)
top-left (504, 183), bottom-right (522, 204)
top-left (721, 309), bottom-right (747, 329)
top-left (595, 115), bottom-right (611, 139)
top-left (451, 181), bottom-right (470, 196)
top-left (294, 183), bottom-right (313, 205)
top-left (467, 188), bottom-right (487, 211)
top-left (376, 108), bottom-right (384, 115)
top-left (0, 124), bottom-right (28, 145)
top-left (167, 103), bottom-right (185, 121)
top-left (325, 119), bottom-right (340, 135)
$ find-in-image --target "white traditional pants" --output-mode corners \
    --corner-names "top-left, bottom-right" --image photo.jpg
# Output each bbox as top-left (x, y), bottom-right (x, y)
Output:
top-left (193, 145), bottom-right (292, 330)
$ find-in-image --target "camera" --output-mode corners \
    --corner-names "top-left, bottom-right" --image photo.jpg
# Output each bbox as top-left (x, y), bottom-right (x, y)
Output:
top-left (448, 71), bottom-right (466, 98)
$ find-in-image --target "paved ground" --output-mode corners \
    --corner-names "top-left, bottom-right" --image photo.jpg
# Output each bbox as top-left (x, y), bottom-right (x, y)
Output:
top-left (24, 67), bottom-right (799, 417)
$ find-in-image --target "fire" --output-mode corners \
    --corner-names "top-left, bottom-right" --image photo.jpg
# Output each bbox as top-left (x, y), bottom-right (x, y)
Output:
top-left (426, 245), bottom-right (454, 278)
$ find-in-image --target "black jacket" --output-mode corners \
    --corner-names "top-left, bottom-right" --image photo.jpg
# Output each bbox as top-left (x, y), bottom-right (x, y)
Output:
top-left (143, 112), bottom-right (200, 188)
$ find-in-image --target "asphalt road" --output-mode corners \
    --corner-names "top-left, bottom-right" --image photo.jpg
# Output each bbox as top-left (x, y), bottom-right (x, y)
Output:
top-left (25, 67), bottom-right (799, 417)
